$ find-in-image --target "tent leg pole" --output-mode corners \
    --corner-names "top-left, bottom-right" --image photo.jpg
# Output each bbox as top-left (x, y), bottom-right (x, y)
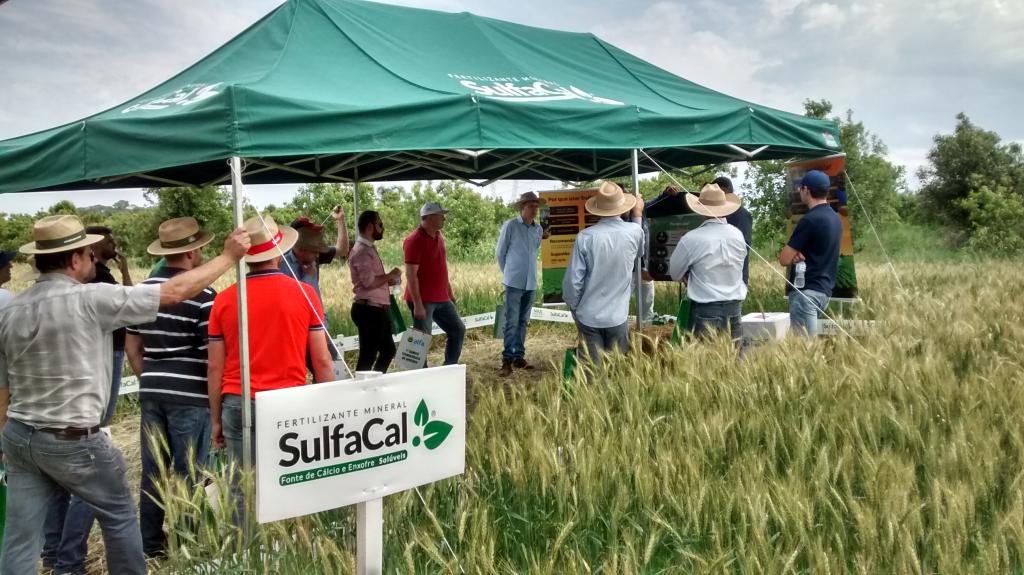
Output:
top-left (631, 149), bottom-right (643, 332)
top-left (230, 157), bottom-right (253, 529)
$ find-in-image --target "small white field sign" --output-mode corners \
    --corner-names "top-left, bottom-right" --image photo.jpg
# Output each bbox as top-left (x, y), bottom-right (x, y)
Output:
top-left (255, 365), bottom-right (466, 523)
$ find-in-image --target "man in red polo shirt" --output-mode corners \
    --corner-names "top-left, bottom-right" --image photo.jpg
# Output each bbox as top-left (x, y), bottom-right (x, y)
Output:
top-left (404, 202), bottom-right (465, 366)
top-left (208, 214), bottom-right (335, 467)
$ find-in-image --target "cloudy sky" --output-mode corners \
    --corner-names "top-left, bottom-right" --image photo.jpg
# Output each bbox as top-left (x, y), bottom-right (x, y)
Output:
top-left (1, 0), bottom-right (1021, 214)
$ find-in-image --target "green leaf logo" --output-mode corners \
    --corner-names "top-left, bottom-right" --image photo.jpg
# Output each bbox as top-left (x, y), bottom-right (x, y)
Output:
top-left (411, 398), bottom-right (453, 450)
top-left (415, 399), bottom-right (430, 426)
top-left (423, 420), bottom-right (453, 450)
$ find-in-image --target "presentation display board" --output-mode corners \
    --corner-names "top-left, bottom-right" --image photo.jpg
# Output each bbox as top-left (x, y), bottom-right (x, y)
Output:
top-left (785, 154), bottom-right (858, 298)
top-left (643, 192), bottom-right (704, 281)
top-left (539, 188), bottom-right (598, 303)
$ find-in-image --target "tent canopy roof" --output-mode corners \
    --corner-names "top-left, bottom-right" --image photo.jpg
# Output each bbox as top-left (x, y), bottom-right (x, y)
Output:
top-left (0, 0), bottom-right (841, 194)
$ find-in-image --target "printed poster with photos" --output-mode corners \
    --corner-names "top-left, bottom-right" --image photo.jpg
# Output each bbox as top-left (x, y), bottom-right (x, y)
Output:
top-left (785, 154), bottom-right (858, 299)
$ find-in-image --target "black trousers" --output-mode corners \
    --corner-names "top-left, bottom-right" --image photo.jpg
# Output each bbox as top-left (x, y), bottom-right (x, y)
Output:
top-left (351, 302), bottom-right (397, 373)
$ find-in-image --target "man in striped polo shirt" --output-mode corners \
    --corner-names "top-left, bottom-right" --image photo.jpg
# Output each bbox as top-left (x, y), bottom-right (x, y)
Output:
top-left (125, 217), bottom-right (218, 559)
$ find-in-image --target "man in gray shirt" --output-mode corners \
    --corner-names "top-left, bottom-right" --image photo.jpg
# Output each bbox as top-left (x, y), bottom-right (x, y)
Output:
top-left (0, 214), bottom-right (249, 575)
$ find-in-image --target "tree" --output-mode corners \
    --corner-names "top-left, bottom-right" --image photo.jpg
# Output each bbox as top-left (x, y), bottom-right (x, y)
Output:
top-left (918, 113), bottom-right (1024, 228)
top-left (959, 177), bottom-right (1024, 255)
top-left (744, 99), bottom-right (905, 247)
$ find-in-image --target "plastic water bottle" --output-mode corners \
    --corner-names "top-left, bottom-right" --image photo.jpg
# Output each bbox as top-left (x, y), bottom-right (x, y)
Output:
top-left (793, 261), bottom-right (807, 289)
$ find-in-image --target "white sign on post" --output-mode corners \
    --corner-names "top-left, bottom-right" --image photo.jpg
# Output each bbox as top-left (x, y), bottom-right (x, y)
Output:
top-left (254, 365), bottom-right (466, 523)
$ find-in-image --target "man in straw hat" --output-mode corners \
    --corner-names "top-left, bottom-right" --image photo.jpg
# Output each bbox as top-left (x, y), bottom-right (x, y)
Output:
top-left (711, 176), bottom-right (754, 285)
top-left (42, 224), bottom-right (137, 574)
top-left (208, 214), bottom-right (335, 472)
top-left (668, 183), bottom-right (748, 343)
top-left (282, 208), bottom-right (349, 365)
top-left (778, 169), bottom-right (841, 337)
top-left (562, 181), bottom-right (644, 368)
top-left (495, 191), bottom-right (550, 376)
top-left (121, 217), bottom-right (219, 559)
top-left (0, 214), bottom-right (249, 575)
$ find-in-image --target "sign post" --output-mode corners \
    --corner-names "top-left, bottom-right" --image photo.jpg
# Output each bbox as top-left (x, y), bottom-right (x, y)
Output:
top-left (355, 370), bottom-right (384, 575)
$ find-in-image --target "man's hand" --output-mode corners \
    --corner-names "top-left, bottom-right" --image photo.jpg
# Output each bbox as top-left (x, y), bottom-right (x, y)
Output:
top-left (388, 267), bottom-right (402, 285)
top-left (115, 252), bottom-right (130, 271)
top-left (331, 205), bottom-right (345, 224)
top-left (663, 185), bottom-right (681, 197)
top-left (631, 197), bottom-right (644, 219)
top-left (222, 227), bottom-right (251, 261)
top-left (413, 303), bottom-right (426, 321)
top-left (641, 269), bottom-right (654, 282)
top-left (212, 421), bottom-right (225, 449)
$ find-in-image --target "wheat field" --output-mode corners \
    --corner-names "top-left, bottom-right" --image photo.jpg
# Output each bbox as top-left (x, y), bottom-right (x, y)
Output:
top-left (7, 257), bottom-right (1024, 573)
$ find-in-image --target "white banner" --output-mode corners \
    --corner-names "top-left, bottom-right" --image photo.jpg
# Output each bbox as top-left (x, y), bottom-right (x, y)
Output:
top-left (254, 365), bottom-right (467, 523)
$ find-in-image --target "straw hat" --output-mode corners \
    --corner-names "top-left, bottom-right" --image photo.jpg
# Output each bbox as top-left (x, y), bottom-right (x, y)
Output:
top-left (514, 191), bottom-right (545, 209)
top-left (244, 214), bottom-right (298, 263)
top-left (685, 183), bottom-right (742, 218)
top-left (147, 217), bottom-right (215, 255)
top-left (584, 181), bottom-right (637, 217)
top-left (19, 215), bottom-right (105, 255)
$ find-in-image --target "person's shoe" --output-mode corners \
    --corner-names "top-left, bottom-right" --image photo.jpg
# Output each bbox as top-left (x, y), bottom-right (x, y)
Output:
top-left (512, 358), bottom-right (535, 370)
top-left (499, 360), bottom-right (513, 376)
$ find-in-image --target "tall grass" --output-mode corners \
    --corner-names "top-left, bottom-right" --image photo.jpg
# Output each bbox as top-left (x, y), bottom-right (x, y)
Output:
top-left (138, 259), bottom-right (1024, 573)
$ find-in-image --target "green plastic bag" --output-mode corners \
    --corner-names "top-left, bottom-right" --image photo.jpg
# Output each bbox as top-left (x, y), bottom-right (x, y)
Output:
top-left (670, 298), bottom-right (692, 345)
top-left (493, 304), bottom-right (505, 339)
top-left (562, 347), bottom-right (577, 380)
top-left (388, 293), bottom-right (407, 335)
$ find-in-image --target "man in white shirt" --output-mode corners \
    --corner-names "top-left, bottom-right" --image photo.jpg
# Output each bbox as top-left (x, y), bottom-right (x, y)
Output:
top-left (668, 183), bottom-right (747, 344)
top-left (0, 251), bottom-right (15, 309)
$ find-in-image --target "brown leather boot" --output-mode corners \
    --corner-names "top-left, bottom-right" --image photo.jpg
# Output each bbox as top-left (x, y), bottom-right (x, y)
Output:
top-left (513, 358), bottom-right (535, 370)
top-left (499, 360), bottom-right (513, 376)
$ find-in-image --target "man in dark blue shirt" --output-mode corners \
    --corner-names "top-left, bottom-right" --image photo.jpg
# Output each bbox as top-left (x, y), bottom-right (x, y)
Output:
top-left (712, 176), bottom-right (754, 285)
top-left (778, 170), bottom-right (841, 337)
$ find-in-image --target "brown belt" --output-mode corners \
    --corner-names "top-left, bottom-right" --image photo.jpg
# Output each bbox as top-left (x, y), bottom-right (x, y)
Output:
top-left (38, 425), bottom-right (102, 440)
top-left (354, 299), bottom-right (389, 310)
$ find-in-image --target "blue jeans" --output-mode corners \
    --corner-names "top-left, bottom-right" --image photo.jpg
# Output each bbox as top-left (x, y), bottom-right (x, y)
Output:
top-left (42, 348), bottom-right (125, 574)
top-left (502, 287), bottom-right (534, 362)
top-left (2, 419), bottom-right (145, 575)
top-left (789, 289), bottom-right (829, 337)
top-left (139, 399), bottom-right (212, 557)
top-left (575, 320), bottom-right (629, 368)
top-left (688, 300), bottom-right (743, 344)
top-left (407, 300), bottom-right (466, 365)
top-left (221, 394), bottom-right (256, 523)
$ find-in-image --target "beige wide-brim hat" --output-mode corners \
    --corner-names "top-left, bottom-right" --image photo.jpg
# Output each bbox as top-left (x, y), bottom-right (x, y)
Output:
top-left (514, 191), bottom-right (546, 209)
top-left (19, 215), bottom-right (105, 255)
top-left (585, 181), bottom-right (637, 217)
top-left (147, 217), bottom-right (215, 255)
top-left (244, 214), bottom-right (298, 263)
top-left (686, 183), bottom-right (742, 218)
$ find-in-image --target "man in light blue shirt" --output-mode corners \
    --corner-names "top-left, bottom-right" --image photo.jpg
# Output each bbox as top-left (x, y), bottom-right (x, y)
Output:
top-left (496, 192), bottom-right (549, 376)
top-left (562, 182), bottom-right (644, 367)
top-left (668, 183), bottom-right (747, 344)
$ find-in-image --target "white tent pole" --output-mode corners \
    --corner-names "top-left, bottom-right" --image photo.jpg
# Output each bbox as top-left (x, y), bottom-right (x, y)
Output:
top-left (355, 370), bottom-right (384, 575)
top-left (230, 157), bottom-right (254, 471)
top-left (631, 149), bottom-right (643, 331)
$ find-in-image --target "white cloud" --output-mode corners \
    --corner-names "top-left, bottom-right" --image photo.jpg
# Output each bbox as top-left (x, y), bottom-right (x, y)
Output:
top-left (800, 2), bottom-right (846, 30)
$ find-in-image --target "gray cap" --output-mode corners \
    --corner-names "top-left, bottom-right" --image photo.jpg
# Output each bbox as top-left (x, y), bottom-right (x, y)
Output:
top-left (420, 202), bottom-right (449, 217)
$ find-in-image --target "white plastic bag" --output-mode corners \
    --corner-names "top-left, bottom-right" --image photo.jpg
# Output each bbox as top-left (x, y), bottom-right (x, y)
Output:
top-left (394, 328), bottom-right (431, 370)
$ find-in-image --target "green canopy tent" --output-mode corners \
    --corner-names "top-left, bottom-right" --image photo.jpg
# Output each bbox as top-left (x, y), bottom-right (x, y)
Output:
top-left (0, 0), bottom-right (840, 511)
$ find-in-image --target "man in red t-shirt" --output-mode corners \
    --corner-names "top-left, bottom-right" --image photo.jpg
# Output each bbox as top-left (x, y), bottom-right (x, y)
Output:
top-left (403, 202), bottom-right (465, 366)
top-left (208, 215), bottom-right (335, 467)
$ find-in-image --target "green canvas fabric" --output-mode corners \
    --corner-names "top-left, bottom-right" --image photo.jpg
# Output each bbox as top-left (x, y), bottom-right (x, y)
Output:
top-left (0, 0), bottom-right (841, 194)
